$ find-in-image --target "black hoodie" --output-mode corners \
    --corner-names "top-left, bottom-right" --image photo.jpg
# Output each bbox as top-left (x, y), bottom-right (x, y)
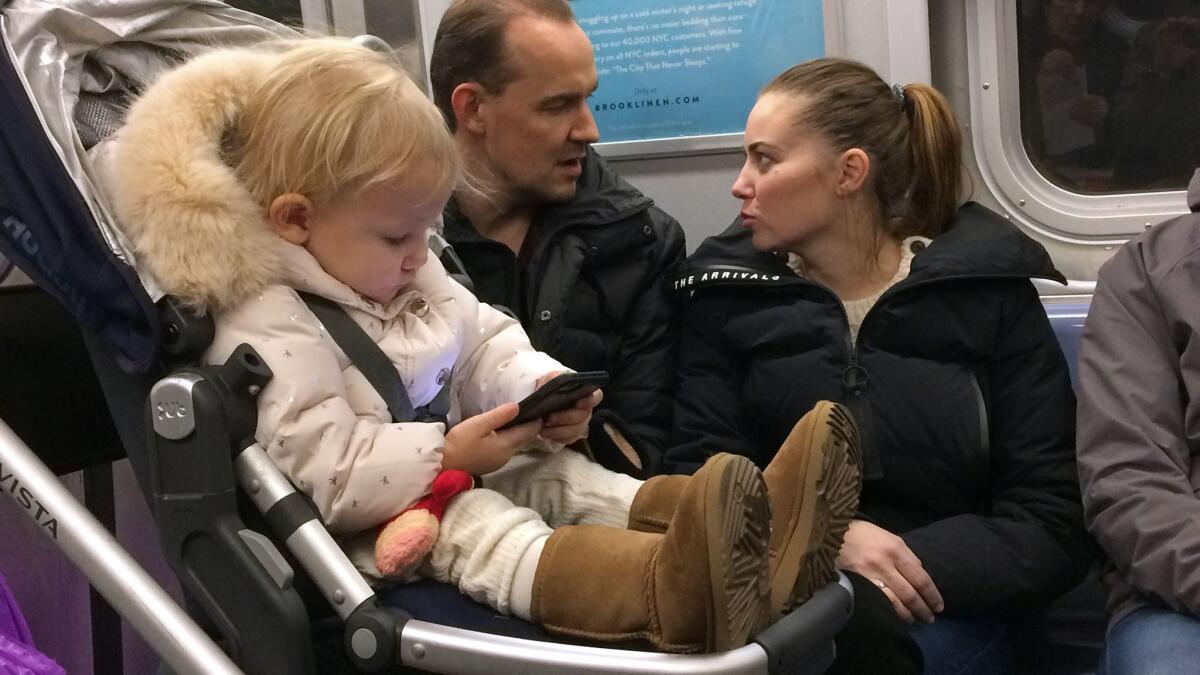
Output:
top-left (667, 203), bottom-right (1094, 616)
top-left (444, 148), bottom-right (686, 475)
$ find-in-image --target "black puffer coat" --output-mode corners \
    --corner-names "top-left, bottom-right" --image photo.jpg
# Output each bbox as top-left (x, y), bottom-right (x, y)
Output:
top-left (444, 149), bottom-right (686, 474)
top-left (665, 203), bottom-right (1093, 615)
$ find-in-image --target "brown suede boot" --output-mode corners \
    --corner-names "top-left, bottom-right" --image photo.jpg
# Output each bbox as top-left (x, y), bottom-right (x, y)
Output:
top-left (765, 401), bottom-right (861, 617)
top-left (626, 402), bottom-right (862, 619)
top-left (627, 473), bottom-right (688, 532)
top-left (532, 453), bottom-right (771, 653)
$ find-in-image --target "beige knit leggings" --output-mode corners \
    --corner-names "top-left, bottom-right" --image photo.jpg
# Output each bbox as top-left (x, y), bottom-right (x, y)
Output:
top-left (425, 448), bottom-right (643, 614)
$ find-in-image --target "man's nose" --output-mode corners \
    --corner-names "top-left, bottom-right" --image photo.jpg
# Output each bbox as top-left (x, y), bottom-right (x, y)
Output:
top-left (571, 104), bottom-right (600, 144)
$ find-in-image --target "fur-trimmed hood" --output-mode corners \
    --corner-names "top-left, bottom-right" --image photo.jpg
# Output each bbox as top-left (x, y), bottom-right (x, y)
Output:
top-left (106, 47), bottom-right (282, 315)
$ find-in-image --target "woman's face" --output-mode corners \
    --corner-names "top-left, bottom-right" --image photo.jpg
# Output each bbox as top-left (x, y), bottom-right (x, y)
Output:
top-left (732, 93), bottom-right (843, 253)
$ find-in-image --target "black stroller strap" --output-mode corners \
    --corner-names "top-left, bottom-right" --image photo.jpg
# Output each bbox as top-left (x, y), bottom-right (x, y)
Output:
top-left (297, 291), bottom-right (418, 423)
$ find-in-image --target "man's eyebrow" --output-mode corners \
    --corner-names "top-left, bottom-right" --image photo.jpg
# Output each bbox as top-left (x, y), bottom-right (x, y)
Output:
top-left (539, 91), bottom-right (585, 106)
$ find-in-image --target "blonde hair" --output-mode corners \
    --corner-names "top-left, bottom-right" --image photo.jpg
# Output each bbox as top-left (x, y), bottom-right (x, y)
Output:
top-left (228, 38), bottom-right (460, 209)
top-left (763, 58), bottom-right (964, 238)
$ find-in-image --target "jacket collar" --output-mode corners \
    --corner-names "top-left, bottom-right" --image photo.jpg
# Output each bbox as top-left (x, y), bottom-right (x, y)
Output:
top-left (443, 146), bottom-right (653, 245)
top-left (680, 202), bottom-right (1066, 292)
top-left (906, 203), bottom-right (1066, 283)
top-left (540, 147), bottom-right (653, 228)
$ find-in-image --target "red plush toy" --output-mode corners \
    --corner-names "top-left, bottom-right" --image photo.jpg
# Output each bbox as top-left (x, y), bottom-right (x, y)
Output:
top-left (375, 469), bottom-right (474, 577)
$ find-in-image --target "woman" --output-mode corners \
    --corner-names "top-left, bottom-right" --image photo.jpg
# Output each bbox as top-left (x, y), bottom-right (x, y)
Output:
top-left (664, 59), bottom-right (1094, 673)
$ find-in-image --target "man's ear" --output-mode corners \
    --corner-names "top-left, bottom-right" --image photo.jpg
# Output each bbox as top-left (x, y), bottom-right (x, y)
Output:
top-left (267, 193), bottom-right (315, 245)
top-left (836, 148), bottom-right (871, 197)
top-left (450, 82), bottom-right (488, 135)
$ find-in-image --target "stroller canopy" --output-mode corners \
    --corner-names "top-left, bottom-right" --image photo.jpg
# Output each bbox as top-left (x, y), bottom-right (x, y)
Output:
top-left (0, 0), bottom-right (295, 372)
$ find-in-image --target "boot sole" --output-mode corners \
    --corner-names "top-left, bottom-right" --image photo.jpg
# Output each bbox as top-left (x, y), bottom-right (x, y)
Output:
top-left (771, 402), bottom-right (862, 617)
top-left (703, 453), bottom-right (772, 652)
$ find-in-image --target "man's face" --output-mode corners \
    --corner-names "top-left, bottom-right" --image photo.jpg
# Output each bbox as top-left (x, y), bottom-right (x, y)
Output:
top-left (474, 16), bottom-right (600, 204)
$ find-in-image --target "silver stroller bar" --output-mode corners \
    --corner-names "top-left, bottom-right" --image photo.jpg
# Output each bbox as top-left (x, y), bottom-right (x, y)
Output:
top-left (0, 416), bottom-right (242, 675)
top-left (234, 442), bottom-right (375, 620)
top-left (395, 620), bottom-right (767, 675)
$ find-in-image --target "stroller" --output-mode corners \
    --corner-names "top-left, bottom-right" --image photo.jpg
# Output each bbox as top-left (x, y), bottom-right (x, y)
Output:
top-left (0, 1), bottom-right (853, 673)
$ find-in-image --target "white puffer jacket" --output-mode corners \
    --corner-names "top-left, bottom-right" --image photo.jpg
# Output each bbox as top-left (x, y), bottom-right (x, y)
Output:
top-left (101, 46), bottom-right (563, 536)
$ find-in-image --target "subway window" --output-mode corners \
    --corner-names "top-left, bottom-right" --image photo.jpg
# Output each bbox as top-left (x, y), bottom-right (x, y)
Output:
top-left (1017, 0), bottom-right (1200, 194)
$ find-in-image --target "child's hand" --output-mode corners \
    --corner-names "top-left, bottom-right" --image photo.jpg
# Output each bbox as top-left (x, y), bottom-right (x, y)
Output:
top-left (534, 372), bottom-right (603, 444)
top-left (442, 403), bottom-right (542, 475)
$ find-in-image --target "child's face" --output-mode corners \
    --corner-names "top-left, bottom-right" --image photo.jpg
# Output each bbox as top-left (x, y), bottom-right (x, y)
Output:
top-left (303, 179), bottom-right (451, 304)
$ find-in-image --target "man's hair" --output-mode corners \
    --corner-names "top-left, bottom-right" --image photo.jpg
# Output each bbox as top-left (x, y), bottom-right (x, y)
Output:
top-left (228, 38), bottom-right (460, 208)
top-left (429, 0), bottom-right (575, 131)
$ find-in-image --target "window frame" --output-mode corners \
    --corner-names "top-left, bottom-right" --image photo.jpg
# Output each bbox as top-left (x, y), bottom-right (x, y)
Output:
top-left (966, 0), bottom-right (1189, 242)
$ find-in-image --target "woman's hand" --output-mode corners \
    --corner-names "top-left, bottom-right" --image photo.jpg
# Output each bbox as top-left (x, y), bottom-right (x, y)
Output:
top-left (441, 403), bottom-right (542, 476)
top-left (533, 371), bottom-right (603, 444)
top-left (836, 519), bottom-right (945, 623)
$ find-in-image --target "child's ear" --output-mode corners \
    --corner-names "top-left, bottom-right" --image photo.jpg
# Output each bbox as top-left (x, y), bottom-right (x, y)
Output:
top-left (450, 82), bottom-right (487, 135)
top-left (268, 193), bottom-right (315, 245)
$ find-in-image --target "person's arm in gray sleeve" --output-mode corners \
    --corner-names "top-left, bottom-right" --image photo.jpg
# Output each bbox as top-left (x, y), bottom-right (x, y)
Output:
top-left (1078, 240), bottom-right (1200, 615)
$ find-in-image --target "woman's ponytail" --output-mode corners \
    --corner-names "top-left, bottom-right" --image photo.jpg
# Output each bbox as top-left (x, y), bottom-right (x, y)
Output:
top-left (900, 83), bottom-right (963, 237)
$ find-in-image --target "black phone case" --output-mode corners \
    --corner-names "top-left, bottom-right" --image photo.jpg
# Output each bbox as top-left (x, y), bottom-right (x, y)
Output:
top-left (498, 371), bottom-right (609, 430)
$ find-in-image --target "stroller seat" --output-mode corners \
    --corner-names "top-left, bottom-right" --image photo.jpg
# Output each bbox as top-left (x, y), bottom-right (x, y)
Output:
top-left (0, 2), bottom-right (853, 673)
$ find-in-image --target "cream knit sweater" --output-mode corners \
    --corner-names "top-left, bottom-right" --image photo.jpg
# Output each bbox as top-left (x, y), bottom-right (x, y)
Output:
top-left (787, 236), bottom-right (931, 345)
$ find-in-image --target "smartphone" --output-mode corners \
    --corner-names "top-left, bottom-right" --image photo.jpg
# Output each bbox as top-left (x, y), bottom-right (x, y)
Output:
top-left (498, 371), bottom-right (609, 430)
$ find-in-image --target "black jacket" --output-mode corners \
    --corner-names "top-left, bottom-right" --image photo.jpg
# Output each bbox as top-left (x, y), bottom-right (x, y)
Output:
top-left (444, 149), bottom-right (686, 474)
top-left (666, 203), bottom-right (1093, 616)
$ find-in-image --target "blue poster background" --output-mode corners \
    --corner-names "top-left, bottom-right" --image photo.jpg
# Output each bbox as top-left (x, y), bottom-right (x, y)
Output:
top-left (572, 0), bottom-right (825, 143)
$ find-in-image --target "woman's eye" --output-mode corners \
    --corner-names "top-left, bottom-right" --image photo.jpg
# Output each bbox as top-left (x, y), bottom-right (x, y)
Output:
top-left (384, 236), bottom-right (409, 247)
top-left (756, 154), bottom-right (774, 170)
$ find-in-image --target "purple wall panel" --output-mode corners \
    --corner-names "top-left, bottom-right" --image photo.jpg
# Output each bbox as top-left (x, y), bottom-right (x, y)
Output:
top-left (0, 470), bottom-right (92, 674)
top-left (1, 460), bottom-right (187, 675)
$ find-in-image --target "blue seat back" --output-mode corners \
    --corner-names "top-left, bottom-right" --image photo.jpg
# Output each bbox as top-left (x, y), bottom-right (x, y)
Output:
top-left (1044, 298), bottom-right (1091, 390)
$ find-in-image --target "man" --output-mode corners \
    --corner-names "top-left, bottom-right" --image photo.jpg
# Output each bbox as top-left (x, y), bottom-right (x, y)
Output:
top-left (1076, 169), bottom-right (1200, 674)
top-left (429, 0), bottom-right (686, 475)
